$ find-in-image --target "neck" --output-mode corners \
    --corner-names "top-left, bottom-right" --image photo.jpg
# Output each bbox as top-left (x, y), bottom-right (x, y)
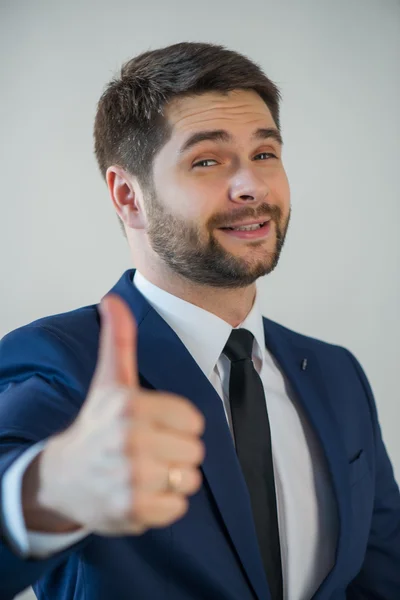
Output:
top-left (136, 263), bottom-right (257, 328)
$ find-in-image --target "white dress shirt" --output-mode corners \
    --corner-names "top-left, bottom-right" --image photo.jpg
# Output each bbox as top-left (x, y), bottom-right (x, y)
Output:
top-left (1, 270), bottom-right (338, 600)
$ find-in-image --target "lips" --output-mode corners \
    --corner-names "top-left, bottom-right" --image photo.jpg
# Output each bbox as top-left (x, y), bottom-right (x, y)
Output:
top-left (219, 220), bottom-right (272, 239)
top-left (219, 218), bottom-right (271, 230)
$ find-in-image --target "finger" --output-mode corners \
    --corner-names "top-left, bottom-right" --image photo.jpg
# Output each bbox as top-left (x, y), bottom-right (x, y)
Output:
top-left (132, 457), bottom-right (202, 495)
top-left (131, 391), bottom-right (205, 436)
top-left (94, 294), bottom-right (139, 389)
top-left (129, 427), bottom-right (205, 466)
top-left (130, 491), bottom-right (188, 528)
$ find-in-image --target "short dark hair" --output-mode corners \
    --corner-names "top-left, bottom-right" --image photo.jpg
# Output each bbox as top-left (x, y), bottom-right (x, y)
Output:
top-left (93, 42), bottom-right (282, 229)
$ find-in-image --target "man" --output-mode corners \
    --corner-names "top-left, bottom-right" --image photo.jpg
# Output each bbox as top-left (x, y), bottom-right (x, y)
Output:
top-left (0, 41), bottom-right (399, 600)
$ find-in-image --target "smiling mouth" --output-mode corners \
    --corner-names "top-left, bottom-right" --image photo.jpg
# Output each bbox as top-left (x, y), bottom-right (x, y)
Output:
top-left (219, 221), bottom-right (269, 232)
top-left (218, 221), bottom-right (272, 239)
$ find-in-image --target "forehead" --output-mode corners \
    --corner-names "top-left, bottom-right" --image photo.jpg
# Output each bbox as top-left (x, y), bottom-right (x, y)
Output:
top-left (164, 89), bottom-right (276, 138)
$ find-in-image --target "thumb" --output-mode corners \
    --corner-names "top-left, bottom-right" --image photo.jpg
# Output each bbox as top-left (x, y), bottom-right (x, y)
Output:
top-left (94, 294), bottom-right (139, 389)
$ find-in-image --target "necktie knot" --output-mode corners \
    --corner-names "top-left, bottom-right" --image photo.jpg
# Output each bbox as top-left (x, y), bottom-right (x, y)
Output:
top-left (223, 328), bottom-right (254, 363)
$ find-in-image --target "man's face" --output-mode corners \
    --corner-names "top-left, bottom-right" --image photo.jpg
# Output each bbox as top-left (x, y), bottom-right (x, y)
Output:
top-left (143, 89), bottom-right (291, 288)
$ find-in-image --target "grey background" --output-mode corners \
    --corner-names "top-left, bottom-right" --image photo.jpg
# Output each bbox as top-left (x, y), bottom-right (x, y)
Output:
top-left (0, 0), bottom-right (399, 597)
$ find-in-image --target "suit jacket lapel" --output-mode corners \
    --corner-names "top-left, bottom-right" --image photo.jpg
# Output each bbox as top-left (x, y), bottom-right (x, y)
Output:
top-left (262, 318), bottom-right (351, 598)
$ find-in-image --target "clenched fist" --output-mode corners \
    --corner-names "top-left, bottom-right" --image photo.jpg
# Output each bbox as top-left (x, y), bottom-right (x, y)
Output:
top-left (35, 294), bottom-right (206, 536)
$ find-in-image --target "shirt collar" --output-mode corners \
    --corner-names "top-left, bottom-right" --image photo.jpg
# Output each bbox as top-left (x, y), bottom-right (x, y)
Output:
top-left (132, 270), bottom-right (266, 380)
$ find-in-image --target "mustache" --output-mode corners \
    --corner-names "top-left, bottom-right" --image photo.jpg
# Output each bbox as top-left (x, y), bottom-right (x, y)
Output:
top-left (209, 204), bottom-right (278, 229)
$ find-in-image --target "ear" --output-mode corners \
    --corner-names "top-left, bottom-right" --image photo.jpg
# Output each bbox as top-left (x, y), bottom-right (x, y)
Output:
top-left (106, 166), bottom-right (145, 229)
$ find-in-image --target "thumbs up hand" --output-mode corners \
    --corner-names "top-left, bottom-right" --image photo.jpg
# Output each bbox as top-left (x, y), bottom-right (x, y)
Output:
top-left (36, 294), bottom-right (205, 536)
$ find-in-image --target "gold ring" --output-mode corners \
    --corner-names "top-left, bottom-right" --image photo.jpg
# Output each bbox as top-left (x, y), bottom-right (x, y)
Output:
top-left (167, 466), bottom-right (183, 492)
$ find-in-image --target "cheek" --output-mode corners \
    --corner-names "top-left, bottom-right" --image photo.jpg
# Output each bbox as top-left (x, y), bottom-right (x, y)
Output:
top-left (176, 176), bottom-right (223, 222)
top-left (270, 169), bottom-right (290, 206)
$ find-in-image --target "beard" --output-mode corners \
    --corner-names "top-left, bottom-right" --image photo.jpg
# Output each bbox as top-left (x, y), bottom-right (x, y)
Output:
top-left (144, 184), bottom-right (290, 289)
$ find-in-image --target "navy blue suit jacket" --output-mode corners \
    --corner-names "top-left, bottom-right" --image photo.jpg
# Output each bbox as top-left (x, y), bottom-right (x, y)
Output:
top-left (0, 269), bottom-right (399, 599)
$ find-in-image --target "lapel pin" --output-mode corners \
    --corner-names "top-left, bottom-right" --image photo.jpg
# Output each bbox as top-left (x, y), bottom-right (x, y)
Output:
top-left (301, 358), bottom-right (308, 371)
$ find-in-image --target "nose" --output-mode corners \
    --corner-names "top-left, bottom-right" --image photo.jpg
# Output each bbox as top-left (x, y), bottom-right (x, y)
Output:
top-left (229, 168), bottom-right (269, 204)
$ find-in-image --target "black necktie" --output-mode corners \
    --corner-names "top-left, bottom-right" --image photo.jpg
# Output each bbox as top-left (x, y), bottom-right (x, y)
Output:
top-left (223, 328), bottom-right (283, 600)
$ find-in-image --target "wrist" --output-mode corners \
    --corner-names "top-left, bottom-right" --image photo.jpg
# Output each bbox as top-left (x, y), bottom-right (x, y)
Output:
top-left (23, 434), bottom-right (82, 533)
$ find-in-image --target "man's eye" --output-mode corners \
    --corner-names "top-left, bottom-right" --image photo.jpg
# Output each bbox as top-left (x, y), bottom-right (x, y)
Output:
top-left (192, 159), bottom-right (218, 168)
top-left (255, 152), bottom-right (277, 160)
top-left (192, 153), bottom-right (277, 168)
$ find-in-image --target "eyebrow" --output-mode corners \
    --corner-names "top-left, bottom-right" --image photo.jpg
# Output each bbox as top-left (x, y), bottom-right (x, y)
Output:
top-left (178, 127), bottom-right (283, 156)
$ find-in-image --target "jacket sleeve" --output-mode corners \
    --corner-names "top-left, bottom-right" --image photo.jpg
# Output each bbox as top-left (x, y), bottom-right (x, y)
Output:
top-left (0, 323), bottom-right (95, 598)
top-left (2, 440), bottom-right (88, 558)
top-left (345, 349), bottom-right (400, 599)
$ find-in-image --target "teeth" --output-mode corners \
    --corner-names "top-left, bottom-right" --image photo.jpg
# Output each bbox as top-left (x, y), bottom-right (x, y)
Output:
top-left (232, 223), bottom-right (262, 231)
